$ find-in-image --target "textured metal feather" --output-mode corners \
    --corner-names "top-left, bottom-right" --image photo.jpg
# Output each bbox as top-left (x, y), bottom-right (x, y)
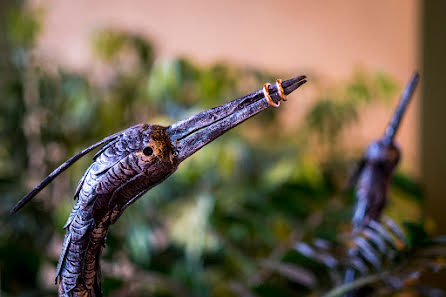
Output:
top-left (55, 124), bottom-right (179, 296)
top-left (11, 76), bottom-right (307, 296)
top-left (9, 127), bottom-right (135, 214)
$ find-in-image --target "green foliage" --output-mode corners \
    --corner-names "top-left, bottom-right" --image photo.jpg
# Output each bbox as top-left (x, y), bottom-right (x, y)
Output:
top-left (1, 4), bottom-right (443, 297)
top-left (6, 5), bottom-right (42, 49)
top-left (307, 70), bottom-right (397, 145)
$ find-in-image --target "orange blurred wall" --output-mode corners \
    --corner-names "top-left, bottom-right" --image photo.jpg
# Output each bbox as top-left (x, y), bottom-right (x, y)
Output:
top-left (30, 0), bottom-right (421, 174)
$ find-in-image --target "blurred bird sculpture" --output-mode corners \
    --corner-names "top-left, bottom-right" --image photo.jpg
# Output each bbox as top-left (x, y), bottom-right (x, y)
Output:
top-left (349, 72), bottom-right (419, 230)
top-left (11, 76), bottom-right (306, 297)
top-left (344, 72), bottom-right (419, 296)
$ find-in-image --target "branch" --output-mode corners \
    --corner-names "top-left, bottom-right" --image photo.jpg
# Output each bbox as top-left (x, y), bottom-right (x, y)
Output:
top-left (322, 272), bottom-right (389, 297)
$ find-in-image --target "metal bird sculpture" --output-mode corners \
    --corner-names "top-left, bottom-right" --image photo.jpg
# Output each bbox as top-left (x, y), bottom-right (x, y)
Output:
top-left (344, 72), bottom-right (419, 296)
top-left (11, 76), bottom-right (307, 297)
top-left (349, 72), bottom-right (419, 230)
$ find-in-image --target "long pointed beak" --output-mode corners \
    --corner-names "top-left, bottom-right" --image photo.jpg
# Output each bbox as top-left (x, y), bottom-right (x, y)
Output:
top-left (167, 75), bottom-right (307, 162)
top-left (383, 72), bottom-right (419, 143)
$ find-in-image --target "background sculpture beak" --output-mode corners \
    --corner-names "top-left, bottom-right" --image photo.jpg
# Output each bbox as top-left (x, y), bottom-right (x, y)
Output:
top-left (167, 75), bottom-right (307, 162)
top-left (383, 72), bottom-right (419, 144)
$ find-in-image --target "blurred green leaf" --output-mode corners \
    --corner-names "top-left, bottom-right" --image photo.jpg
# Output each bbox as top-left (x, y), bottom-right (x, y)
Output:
top-left (6, 6), bottom-right (41, 49)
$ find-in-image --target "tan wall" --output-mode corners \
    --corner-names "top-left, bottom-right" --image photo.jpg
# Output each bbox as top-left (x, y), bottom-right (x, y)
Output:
top-left (31, 0), bottom-right (421, 173)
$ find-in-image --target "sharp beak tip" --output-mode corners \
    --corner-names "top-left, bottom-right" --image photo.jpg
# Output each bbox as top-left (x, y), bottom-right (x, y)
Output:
top-left (284, 75), bottom-right (307, 95)
top-left (169, 73), bottom-right (307, 161)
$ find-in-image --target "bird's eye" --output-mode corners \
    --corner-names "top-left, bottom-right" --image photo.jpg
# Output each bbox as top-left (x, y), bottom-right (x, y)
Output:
top-left (143, 146), bottom-right (153, 156)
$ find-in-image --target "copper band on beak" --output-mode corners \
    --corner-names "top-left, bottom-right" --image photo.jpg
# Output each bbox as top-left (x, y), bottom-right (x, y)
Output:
top-left (276, 79), bottom-right (287, 101)
top-left (263, 83), bottom-right (280, 108)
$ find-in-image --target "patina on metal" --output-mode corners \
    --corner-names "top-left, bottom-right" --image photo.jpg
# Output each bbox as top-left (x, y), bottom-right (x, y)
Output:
top-left (11, 76), bottom-right (306, 297)
top-left (344, 72), bottom-right (419, 297)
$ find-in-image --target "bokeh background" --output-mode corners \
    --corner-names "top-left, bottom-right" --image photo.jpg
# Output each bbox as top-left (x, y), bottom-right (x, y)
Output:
top-left (1, 0), bottom-right (445, 296)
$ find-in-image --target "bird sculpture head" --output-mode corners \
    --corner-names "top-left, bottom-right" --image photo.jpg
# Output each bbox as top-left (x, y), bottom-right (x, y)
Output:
top-left (11, 76), bottom-right (307, 215)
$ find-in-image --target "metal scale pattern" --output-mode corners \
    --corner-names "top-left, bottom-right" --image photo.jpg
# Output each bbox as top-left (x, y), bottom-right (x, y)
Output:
top-left (10, 76), bottom-right (307, 296)
top-left (57, 125), bottom-right (178, 296)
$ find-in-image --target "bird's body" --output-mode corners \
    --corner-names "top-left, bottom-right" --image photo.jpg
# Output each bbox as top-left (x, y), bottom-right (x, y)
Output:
top-left (56, 124), bottom-right (178, 296)
top-left (11, 76), bottom-right (307, 297)
top-left (351, 140), bottom-right (400, 230)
